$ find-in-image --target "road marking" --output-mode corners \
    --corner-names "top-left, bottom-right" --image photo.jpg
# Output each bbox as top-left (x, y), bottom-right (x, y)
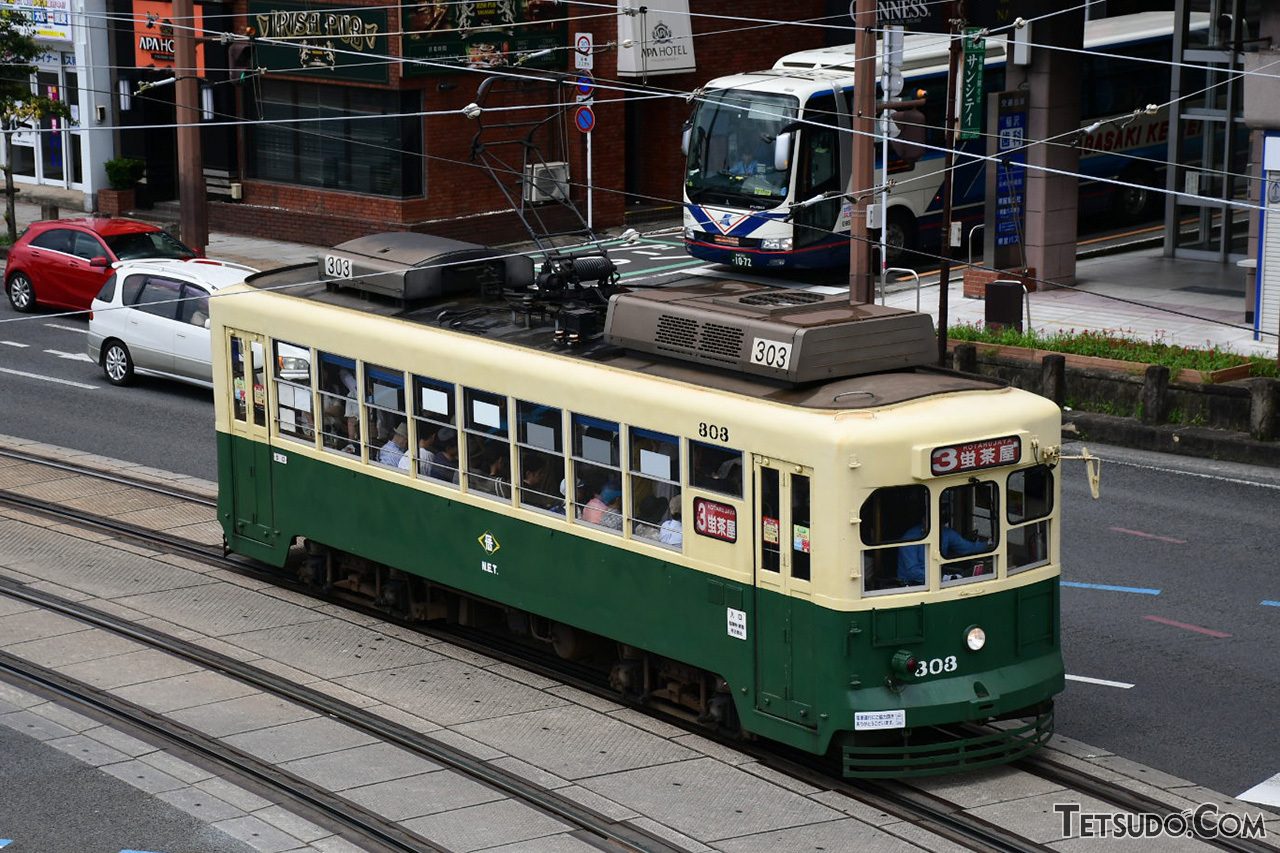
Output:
top-left (1, 340), bottom-right (29, 347)
top-left (1062, 581), bottom-right (1161, 595)
top-left (1262, 601), bottom-right (1280, 607)
top-left (1066, 674), bottom-right (1134, 689)
top-left (0, 367), bottom-right (98, 389)
top-left (619, 258), bottom-right (707, 279)
top-left (1097, 456), bottom-right (1280, 491)
top-left (45, 323), bottom-right (87, 334)
top-left (1143, 615), bottom-right (1231, 638)
top-left (44, 349), bottom-right (93, 363)
top-left (1239, 773), bottom-right (1280, 807)
top-left (1110, 526), bottom-right (1187, 544)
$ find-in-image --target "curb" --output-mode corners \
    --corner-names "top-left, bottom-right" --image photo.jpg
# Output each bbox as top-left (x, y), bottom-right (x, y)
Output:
top-left (1064, 411), bottom-right (1280, 468)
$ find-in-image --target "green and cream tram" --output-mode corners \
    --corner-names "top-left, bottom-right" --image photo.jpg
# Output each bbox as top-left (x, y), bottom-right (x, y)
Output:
top-left (212, 240), bottom-right (1064, 776)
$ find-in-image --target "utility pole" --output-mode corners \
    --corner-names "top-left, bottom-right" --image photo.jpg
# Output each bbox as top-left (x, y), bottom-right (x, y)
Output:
top-left (935, 1), bottom-right (962, 366)
top-left (848, 0), bottom-right (875, 304)
top-left (173, 0), bottom-right (207, 253)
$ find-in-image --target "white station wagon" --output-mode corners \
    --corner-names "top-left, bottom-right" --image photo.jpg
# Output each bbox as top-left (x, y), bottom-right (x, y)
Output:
top-left (87, 258), bottom-right (261, 388)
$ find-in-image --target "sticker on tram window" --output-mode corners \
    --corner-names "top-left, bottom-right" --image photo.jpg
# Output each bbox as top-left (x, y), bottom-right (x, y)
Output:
top-left (727, 607), bottom-right (747, 640)
top-left (930, 435), bottom-right (1021, 476)
top-left (793, 524), bottom-right (811, 554)
top-left (750, 337), bottom-right (792, 370)
top-left (762, 516), bottom-right (780, 545)
top-left (694, 498), bottom-right (737, 542)
top-left (854, 709), bottom-right (905, 731)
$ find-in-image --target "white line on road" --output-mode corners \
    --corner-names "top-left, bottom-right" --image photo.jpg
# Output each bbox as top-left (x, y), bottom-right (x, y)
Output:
top-left (1066, 674), bottom-right (1134, 689)
top-left (1238, 773), bottom-right (1280, 807)
top-left (1, 341), bottom-right (29, 347)
top-left (45, 323), bottom-right (86, 334)
top-left (0, 367), bottom-right (98, 389)
top-left (44, 349), bottom-right (93, 363)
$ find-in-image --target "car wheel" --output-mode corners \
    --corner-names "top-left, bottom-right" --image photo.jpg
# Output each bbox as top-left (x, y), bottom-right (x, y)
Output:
top-left (102, 340), bottom-right (135, 386)
top-left (6, 273), bottom-right (35, 312)
top-left (1113, 166), bottom-right (1159, 224)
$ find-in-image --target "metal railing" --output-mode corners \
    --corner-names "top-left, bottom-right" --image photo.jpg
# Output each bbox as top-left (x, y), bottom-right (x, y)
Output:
top-left (880, 266), bottom-right (922, 311)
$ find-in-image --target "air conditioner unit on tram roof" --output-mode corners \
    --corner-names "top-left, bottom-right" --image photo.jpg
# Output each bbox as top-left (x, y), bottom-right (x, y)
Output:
top-left (523, 161), bottom-right (570, 203)
top-left (604, 280), bottom-right (936, 383)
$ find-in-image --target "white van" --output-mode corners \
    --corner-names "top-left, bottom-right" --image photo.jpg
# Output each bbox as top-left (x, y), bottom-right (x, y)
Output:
top-left (87, 258), bottom-right (261, 389)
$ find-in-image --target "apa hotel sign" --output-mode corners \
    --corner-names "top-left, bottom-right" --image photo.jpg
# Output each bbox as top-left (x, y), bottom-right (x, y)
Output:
top-left (616, 0), bottom-right (695, 77)
top-left (131, 0), bottom-right (206, 72)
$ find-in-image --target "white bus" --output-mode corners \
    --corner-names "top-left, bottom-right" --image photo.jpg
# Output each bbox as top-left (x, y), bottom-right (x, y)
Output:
top-left (681, 12), bottom-right (1207, 270)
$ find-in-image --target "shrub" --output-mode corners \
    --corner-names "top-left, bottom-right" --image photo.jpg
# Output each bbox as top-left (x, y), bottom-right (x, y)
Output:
top-left (945, 324), bottom-right (1280, 379)
top-left (104, 157), bottom-right (145, 190)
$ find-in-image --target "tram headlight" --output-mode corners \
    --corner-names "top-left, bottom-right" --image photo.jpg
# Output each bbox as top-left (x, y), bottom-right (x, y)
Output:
top-left (965, 626), bottom-right (987, 651)
top-left (760, 237), bottom-right (793, 251)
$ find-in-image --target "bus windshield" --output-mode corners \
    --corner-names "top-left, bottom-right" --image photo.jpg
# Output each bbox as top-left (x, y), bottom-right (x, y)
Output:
top-left (685, 90), bottom-right (797, 209)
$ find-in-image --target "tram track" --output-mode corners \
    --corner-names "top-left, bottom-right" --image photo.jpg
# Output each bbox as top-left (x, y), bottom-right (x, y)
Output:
top-left (3, 451), bottom-right (1276, 853)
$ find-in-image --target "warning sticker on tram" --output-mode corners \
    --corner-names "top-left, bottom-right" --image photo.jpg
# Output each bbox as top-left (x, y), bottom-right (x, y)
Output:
top-left (930, 435), bottom-right (1021, 475)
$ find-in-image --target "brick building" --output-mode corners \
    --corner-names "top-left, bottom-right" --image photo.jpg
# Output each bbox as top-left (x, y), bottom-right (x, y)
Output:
top-left (111, 0), bottom-right (826, 247)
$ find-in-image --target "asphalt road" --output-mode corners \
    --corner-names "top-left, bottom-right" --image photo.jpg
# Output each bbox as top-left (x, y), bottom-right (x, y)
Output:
top-left (1056, 443), bottom-right (1280, 799)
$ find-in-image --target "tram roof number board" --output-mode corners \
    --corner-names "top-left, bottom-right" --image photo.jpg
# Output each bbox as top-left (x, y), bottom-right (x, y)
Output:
top-left (575, 105), bottom-right (596, 134)
top-left (930, 435), bottom-right (1021, 476)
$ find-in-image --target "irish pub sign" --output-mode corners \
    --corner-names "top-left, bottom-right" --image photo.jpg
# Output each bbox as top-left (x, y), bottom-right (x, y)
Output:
top-left (249, 0), bottom-right (389, 82)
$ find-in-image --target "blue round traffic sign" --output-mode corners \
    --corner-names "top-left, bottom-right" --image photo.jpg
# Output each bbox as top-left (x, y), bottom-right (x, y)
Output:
top-left (574, 105), bottom-right (595, 133)
top-left (575, 76), bottom-right (593, 98)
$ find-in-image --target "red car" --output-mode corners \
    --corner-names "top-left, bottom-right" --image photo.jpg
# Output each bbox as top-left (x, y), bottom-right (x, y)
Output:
top-left (4, 217), bottom-right (198, 313)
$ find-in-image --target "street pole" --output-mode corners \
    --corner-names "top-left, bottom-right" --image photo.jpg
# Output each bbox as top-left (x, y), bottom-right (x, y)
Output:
top-left (173, 0), bottom-right (207, 253)
top-left (848, 0), bottom-right (875, 305)
top-left (936, 1), bottom-right (962, 367)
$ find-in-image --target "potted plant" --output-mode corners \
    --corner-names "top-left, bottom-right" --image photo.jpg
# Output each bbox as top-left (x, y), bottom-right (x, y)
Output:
top-left (98, 157), bottom-right (145, 216)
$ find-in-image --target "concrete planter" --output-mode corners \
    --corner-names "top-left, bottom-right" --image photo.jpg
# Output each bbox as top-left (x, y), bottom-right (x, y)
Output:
top-left (947, 340), bottom-right (1253, 385)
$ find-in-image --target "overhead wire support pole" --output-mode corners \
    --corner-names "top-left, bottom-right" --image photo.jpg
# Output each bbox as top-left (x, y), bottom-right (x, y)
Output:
top-left (936, 1), bottom-right (963, 367)
top-left (174, 0), bottom-right (208, 254)
top-left (849, 0), bottom-right (875, 305)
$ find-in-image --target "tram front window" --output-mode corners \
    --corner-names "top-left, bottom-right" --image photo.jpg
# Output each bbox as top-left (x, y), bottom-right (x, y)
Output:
top-left (938, 482), bottom-right (998, 583)
top-left (684, 90), bottom-right (796, 208)
top-left (859, 484), bottom-right (929, 592)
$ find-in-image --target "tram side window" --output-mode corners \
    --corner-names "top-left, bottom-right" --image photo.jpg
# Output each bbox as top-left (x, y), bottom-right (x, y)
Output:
top-left (859, 484), bottom-right (929, 592)
top-left (413, 376), bottom-right (458, 485)
top-left (248, 341), bottom-right (267, 427)
top-left (939, 482), bottom-right (999, 584)
top-left (690, 442), bottom-right (742, 498)
top-left (1006, 465), bottom-right (1054, 572)
top-left (230, 336), bottom-right (248, 423)
top-left (760, 467), bottom-right (780, 573)
top-left (516, 400), bottom-right (565, 514)
top-left (791, 474), bottom-right (811, 581)
top-left (629, 428), bottom-right (680, 547)
top-left (464, 387), bottom-right (511, 502)
top-left (272, 340), bottom-right (313, 446)
top-left (318, 353), bottom-right (360, 455)
top-left (365, 364), bottom-right (408, 472)
top-left (571, 413), bottom-right (621, 532)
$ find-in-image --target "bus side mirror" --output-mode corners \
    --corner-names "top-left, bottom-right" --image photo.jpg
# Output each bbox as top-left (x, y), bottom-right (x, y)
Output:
top-left (774, 132), bottom-right (792, 171)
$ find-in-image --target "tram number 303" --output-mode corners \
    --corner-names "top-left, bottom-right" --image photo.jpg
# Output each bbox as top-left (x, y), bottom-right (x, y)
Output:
top-left (915, 656), bottom-right (958, 677)
top-left (324, 255), bottom-right (353, 279)
top-left (750, 337), bottom-right (792, 371)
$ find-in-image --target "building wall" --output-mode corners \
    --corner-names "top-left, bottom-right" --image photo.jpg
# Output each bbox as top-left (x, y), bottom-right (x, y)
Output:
top-left (212, 0), bottom-right (826, 246)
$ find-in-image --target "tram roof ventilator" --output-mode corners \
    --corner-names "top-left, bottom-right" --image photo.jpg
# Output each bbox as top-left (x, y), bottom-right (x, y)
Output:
top-left (318, 232), bottom-right (534, 303)
top-left (605, 281), bottom-right (936, 383)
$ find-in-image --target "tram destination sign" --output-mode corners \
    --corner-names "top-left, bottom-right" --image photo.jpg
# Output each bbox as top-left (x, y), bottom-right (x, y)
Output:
top-left (930, 435), bottom-right (1021, 476)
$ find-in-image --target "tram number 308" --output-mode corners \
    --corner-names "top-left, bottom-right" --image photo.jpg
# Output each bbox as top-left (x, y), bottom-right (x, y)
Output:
top-left (750, 337), bottom-right (791, 371)
top-left (915, 656), bottom-right (958, 677)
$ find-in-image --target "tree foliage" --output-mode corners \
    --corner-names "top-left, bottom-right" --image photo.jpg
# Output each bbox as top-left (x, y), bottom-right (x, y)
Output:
top-left (0, 9), bottom-right (74, 242)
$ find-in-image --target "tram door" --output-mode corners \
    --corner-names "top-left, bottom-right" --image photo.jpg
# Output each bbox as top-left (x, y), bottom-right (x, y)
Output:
top-left (225, 332), bottom-right (275, 545)
top-left (752, 457), bottom-right (816, 727)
